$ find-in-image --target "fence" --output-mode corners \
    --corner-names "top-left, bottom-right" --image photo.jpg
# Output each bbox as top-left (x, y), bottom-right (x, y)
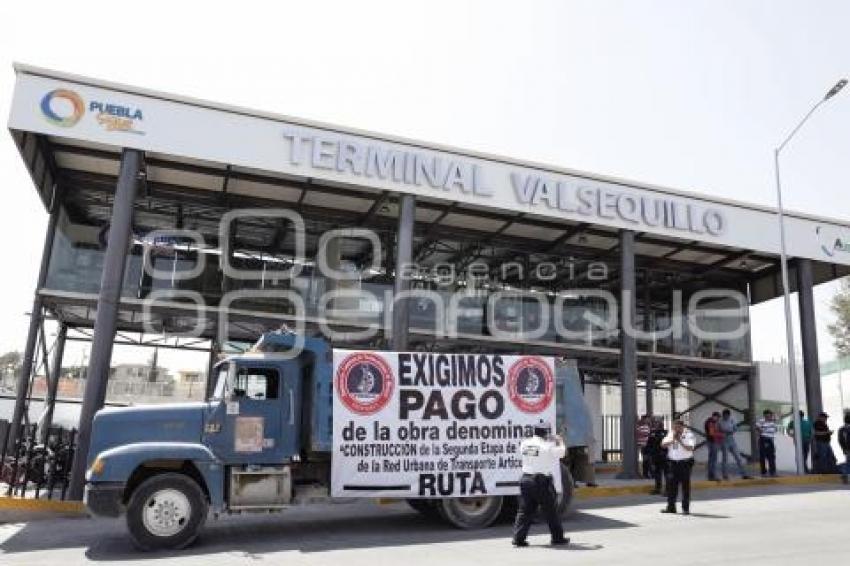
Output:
top-left (601, 414), bottom-right (673, 463)
top-left (0, 419), bottom-right (77, 500)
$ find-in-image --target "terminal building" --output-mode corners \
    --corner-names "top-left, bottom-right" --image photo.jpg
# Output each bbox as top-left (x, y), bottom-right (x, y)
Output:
top-left (6, 64), bottom-right (850, 497)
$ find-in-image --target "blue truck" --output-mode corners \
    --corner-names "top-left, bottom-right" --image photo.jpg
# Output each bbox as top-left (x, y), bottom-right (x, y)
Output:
top-left (83, 331), bottom-right (593, 550)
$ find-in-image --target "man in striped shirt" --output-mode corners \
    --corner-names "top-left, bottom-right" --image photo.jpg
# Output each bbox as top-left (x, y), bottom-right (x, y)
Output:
top-left (755, 409), bottom-right (779, 477)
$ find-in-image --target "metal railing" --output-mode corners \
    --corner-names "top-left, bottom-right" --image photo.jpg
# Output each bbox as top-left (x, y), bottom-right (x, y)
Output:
top-left (0, 419), bottom-right (77, 500)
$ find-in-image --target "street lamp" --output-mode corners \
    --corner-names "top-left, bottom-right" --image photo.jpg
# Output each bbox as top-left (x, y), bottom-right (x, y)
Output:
top-left (774, 78), bottom-right (847, 475)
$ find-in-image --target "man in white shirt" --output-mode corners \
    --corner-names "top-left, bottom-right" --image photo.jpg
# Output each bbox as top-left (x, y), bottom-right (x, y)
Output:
top-left (661, 419), bottom-right (696, 515)
top-left (512, 422), bottom-right (569, 547)
top-left (755, 409), bottom-right (779, 477)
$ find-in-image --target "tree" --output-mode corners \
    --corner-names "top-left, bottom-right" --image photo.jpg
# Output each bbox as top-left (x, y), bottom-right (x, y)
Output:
top-left (828, 279), bottom-right (850, 358)
top-left (0, 351), bottom-right (22, 372)
top-left (0, 351), bottom-right (22, 388)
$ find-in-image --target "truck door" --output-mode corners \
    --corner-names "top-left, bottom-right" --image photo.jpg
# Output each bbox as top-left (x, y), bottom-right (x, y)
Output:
top-left (203, 361), bottom-right (287, 464)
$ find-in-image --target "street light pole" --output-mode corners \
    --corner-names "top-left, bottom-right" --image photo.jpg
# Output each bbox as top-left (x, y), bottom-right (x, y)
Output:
top-left (774, 78), bottom-right (847, 475)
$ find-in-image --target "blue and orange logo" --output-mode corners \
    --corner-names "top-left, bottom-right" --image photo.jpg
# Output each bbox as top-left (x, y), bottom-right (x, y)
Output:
top-left (40, 89), bottom-right (85, 127)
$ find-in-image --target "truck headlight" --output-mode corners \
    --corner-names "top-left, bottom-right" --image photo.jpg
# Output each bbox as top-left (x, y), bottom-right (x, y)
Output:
top-left (88, 456), bottom-right (105, 478)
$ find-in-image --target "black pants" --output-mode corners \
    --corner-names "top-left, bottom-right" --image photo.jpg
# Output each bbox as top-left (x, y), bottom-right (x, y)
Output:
top-left (666, 459), bottom-right (693, 512)
top-left (641, 446), bottom-right (653, 478)
top-left (513, 474), bottom-right (564, 543)
top-left (803, 440), bottom-right (811, 473)
top-left (758, 437), bottom-right (776, 476)
top-left (652, 456), bottom-right (667, 492)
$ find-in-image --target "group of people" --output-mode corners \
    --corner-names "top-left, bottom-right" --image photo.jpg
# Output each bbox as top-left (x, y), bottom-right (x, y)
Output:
top-left (786, 410), bottom-right (850, 478)
top-left (511, 409), bottom-right (850, 547)
top-left (703, 410), bottom-right (754, 480)
top-left (637, 409), bottom-right (754, 495)
top-left (635, 408), bottom-right (850, 515)
top-left (636, 415), bottom-right (697, 513)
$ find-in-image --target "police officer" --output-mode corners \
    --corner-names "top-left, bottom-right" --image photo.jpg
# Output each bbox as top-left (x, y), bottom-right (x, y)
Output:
top-left (512, 421), bottom-right (569, 547)
top-left (661, 419), bottom-right (695, 515)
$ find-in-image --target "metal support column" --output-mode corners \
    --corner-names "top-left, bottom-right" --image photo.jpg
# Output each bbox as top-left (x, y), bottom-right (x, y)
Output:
top-left (644, 280), bottom-right (654, 416)
top-left (8, 188), bottom-right (61, 451)
top-left (39, 323), bottom-right (67, 444)
top-left (617, 230), bottom-right (639, 478)
top-left (68, 149), bottom-right (143, 500)
top-left (746, 370), bottom-right (758, 461)
top-left (670, 380), bottom-right (679, 418)
top-left (391, 194), bottom-right (415, 351)
top-left (796, 258), bottom-right (823, 419)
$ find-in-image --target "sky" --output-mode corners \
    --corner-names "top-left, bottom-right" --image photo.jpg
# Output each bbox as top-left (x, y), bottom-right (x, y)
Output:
top-left (0, 0), bottom-right (848, 373)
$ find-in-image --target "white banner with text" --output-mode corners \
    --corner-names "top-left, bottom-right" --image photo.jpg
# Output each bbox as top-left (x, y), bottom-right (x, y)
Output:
top-left (331, 350), bottom-right (557, 498)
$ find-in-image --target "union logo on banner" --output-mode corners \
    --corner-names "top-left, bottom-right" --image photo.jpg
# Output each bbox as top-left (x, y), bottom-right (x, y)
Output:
top-left (507, 357), bottom-right (554, 413)
top-left (335, 352), bottom-right (394, 415)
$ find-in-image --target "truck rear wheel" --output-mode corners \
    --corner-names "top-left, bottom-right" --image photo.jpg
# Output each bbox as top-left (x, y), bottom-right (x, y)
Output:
top-left (126, 472), bottom-right (208, 551)
top-left (438, 496), bottom-right (503, 529)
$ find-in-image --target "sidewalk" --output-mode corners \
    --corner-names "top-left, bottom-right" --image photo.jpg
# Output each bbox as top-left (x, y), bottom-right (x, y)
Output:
top-left (575, 463), bottom-right (844, 499)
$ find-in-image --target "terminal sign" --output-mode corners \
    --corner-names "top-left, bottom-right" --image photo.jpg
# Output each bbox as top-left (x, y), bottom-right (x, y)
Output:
top-left (282, 130), bottom-right (725, 237)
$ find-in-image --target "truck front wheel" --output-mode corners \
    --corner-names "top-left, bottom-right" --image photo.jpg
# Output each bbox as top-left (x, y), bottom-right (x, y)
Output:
top-left (438, 496), bottom-right (503, 529)
top-left (126, 472), bottom-right (208, 551)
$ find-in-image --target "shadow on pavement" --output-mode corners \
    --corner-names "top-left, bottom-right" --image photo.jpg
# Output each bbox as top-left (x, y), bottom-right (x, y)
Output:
top-left (548, 542), bottom-right (604, 551)
top-left (0, 503), bottom-right (634, 561)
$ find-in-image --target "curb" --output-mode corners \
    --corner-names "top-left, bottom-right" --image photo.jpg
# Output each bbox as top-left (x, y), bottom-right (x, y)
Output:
top-left (0, 497), bottom-right (86, 514)
top-left (575, 474), bottom-right (843, 499)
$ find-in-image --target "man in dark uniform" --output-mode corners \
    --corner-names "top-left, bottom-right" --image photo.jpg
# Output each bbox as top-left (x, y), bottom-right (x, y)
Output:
top-left (512, 422), bottom-right (569, 547)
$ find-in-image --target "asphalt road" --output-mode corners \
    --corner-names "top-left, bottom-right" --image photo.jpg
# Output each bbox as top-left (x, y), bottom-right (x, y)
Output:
top-left (1, 484), bottom-right (848, 565)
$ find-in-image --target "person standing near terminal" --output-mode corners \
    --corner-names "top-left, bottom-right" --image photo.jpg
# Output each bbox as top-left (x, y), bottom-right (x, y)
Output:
top-left (703, 411), bottom-right (723, 481)
top-left (719, 409), bottom-right (753, 480)
top-left (812, 412), bottom-right (838, 474)
top-left (755, 409), bottom-right (779, 477)
top-left (838, 411), bottom-right (850, 484)
top-left (787, 410), bottom-right (813, 473)
top-left (661, 419), bottom-right (695, 514)
top-left (637, 414), bottom-right (652, 479)
top-left (838, 413), bottom-right (850, 484)
top-left (512, 422), bottom-right (569, 547)
top-left (647, 416), bottom-right (668, 495)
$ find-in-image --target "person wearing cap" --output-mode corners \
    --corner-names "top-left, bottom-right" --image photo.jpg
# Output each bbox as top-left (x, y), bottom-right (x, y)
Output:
top-left (661, 419), bottom-right (695, 515)
top-left (755, 409), bottom-right (779, 477)
top-left (512, 422), bottom-right (569, 547)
